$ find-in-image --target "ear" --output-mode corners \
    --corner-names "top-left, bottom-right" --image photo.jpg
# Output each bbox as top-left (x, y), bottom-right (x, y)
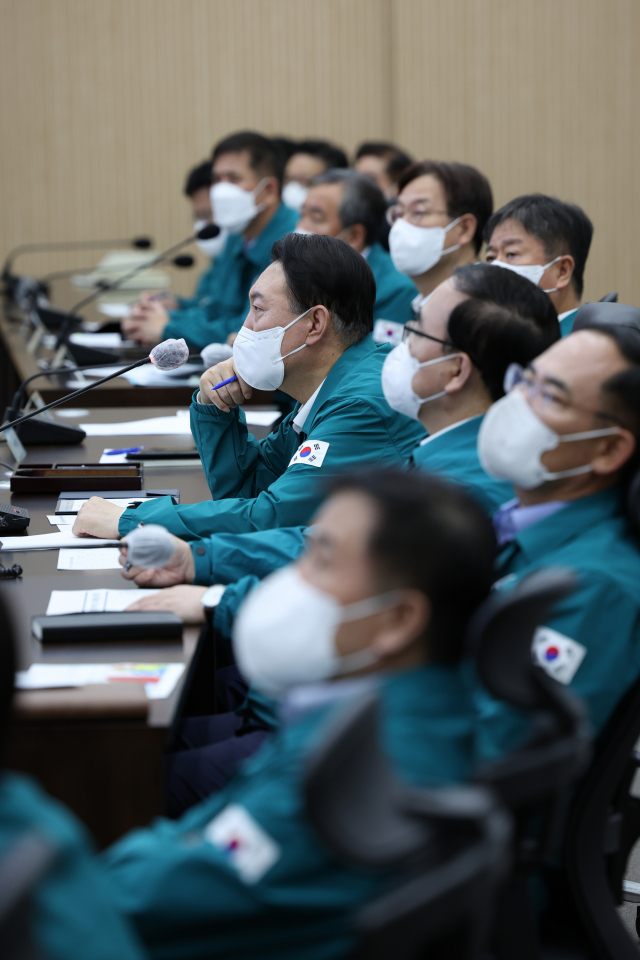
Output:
top-left (553, 254), bottom-right (575, 291)
top-left (305, 305), bottom-right (332, 345)
top-left (371, 590), bottom-right (431, 658)
top-left (443, 352), bottom-right (474, 395)
top-left (341, 223), bottom-right (367, 252)
top-left (455, 213), bottom-right (478, 249)
top-left (591, 428), bottom-right (636, 476)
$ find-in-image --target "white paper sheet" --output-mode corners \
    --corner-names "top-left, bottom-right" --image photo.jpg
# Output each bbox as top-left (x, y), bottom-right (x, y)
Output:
top-left (15, 662), bottom-right (185, 700)
top-left (57, 548), bottom-right (122, 570)
top-left (0, 532), bottom-right (120, 552)
top-left (57, 497), bottom-right (148, 514)
top-left (69, 332), bottom-right (136, 349)
top-left (97, 302), bottom-right (131, 319)
top-left (80, 413), bottom-right (192, 437)
top-left (47, 515), bottom-right (73, 525)
top-left (46, 588), bottom-right (161, 615)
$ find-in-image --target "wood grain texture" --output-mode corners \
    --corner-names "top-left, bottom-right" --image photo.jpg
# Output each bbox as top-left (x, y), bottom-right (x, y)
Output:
top-left (0, 0), bottom-right (637, 304)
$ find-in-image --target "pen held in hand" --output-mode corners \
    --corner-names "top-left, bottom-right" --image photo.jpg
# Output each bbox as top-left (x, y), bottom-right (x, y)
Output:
top-left (211, 374), bottom-right (238, 391)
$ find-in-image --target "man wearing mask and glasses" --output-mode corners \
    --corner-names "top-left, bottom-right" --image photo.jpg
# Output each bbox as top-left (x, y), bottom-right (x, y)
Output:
top-left (381, 263), bottom-right (560, 514)
top-left (123, 131), bottom-right (298, 350)
top-left (100, 470), bottom-right (496, 960)
top-left (474, 303), bottom-right (640, 761)
top-left (484, 194), bottom-right (593, 337)
top-left (387, 160), bottom-right (493, 308)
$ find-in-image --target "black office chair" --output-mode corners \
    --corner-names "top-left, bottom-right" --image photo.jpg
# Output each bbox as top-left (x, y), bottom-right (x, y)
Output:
top-left (561, 668), bottom-right (640, 959)
top-left (599, 292), bottom-right (618, 302)
top-left (0, 831), bottom-right (57, 959)
top-left (467, 568), bottom-right (592, 960)
top-left (304, 691), bottom-right (513, 960)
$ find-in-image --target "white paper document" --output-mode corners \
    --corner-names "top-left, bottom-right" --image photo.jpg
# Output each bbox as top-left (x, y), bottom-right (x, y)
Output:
top-left (47, 515), bottom-right (73, 525)
top-left (56, 497), bottom-right (147, 514)
top-left (15, 662), bottom-right (185, 700)
top-left (46, 588), bottom-right (160, 615)
top-left (57, 548), bottom-right (122, 570)
top-left (69, 332), bottom-right (136, 349)
top-left (0, 532), bottom-right (120, 552)
top-left (80, 412), bottom-right (192, 437)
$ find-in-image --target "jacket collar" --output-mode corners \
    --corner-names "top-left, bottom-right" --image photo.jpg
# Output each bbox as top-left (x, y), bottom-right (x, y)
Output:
top-left (228, 202), bottom-right (294, 268)
top-left (301, 337), bottom-right (379, 431)
top-left (498, 486), bottom-right (624, 567)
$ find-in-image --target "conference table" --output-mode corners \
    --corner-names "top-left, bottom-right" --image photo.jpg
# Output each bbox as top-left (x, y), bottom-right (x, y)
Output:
top-left (0, 404), bottom-right (278, 848)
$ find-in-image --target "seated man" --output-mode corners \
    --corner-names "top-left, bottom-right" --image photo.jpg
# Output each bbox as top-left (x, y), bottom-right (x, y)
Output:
top-left (101, 469), bottom-right (497, 959)
top-left (382, 263), bottom-right (560, 513)
top-left (297, 168), bottom-right (417, 334)
top-left (281, 138), bottom-right (349, 213)
top-left (354, 140), bottom-right (414, 200)
top-left (387, 160), bottom-right (493, 306)
top-left (484, 193), bottom-right (593, 337)
top-left (73, 233), bottom-right (425, 545)
top-left (122, 131), bottom-right (298, 350)
top-left (0, 593), bottom-right (144, 959)
top-left (475, 304), bottom-right (640, 758)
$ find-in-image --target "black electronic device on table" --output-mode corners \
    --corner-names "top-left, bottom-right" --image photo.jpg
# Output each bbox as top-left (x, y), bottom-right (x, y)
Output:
top-left (0, 503), bottom-right (30, 533)
top-left (125, 449), bottom-right (200, 461)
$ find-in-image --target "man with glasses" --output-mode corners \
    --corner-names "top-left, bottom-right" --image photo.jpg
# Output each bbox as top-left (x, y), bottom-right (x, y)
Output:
top-left (387, 160), bottom-right (493, 304)
top-left (381, 263), bottom-right (560, 514)
top-left (475, 303), bottom-right (640, 759)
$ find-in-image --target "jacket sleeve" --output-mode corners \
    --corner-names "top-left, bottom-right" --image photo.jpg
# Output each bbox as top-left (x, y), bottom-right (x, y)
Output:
top-left (191, 527), bottom-right (308, 585)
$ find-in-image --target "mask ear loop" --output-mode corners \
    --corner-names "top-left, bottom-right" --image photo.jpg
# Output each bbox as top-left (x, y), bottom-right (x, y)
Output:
top-left (272, 307), bottom-right (314, 365)
top-left (541, 255), bottom-right (563, 293)
top-left (441, 216), bottom-right (462, 257)
top-left (542, 426), bottom-right (622, 481)
top-left (412, 352), bottom-right (462, 406)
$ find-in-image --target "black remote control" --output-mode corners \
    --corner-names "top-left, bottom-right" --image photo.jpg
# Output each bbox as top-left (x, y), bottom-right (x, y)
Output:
top-left (0, 503), bottom-right (30, 532)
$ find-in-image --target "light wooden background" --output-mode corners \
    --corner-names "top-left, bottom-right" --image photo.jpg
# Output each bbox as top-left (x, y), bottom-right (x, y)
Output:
top-left (0, 0), bottom-right (638, 303)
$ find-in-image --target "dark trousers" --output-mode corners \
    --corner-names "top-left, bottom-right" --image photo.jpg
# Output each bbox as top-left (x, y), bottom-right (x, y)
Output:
top-left (164, 666), bottom-right (271, 818)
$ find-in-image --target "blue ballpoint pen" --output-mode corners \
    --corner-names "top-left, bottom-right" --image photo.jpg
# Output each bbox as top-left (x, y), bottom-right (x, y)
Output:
top-left (211, 374), bottom-right (238, 391)
top-left (105, 446), bottom-right (146, 455)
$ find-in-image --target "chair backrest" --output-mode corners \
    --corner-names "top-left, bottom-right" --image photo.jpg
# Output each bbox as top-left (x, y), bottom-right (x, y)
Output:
top-left (304, 692), bottom-right (513, 960)
top-left (0, 831), bottom-right (57, 960)
top-left (563, 670), bottom-right (640, 960)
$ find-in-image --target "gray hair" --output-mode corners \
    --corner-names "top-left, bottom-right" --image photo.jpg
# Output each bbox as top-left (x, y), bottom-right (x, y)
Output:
top-left (310, 169), bottom-right (387, 247)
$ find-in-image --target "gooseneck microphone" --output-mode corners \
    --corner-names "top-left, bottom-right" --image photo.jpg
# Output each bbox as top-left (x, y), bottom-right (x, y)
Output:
top-left (2, 235), bottom-right (152, 277)
top-left (0, 338), bottom-right (190, 434)
top-left (52, 225), bottom-right (219, 351)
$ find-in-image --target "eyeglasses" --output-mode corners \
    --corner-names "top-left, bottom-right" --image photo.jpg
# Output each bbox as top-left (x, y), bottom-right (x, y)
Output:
top-left (402, 323), bottom-right (454, 349)
top-left (504, 363), bottom-right (628, 427)
top-left (386, 203), bottom-right (451, 227)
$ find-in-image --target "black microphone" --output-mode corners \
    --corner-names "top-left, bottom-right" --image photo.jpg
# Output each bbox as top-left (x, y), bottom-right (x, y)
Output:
top-left (1, 339), bottom-right (190, 436)
top-left (2, 236), bottom-right (153, 291)
top-left (50, 225), bottom-right (219, 351)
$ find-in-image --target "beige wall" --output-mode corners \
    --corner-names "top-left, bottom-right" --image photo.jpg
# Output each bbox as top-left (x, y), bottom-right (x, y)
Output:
top-left (0, 0), bottom-right (638, 303)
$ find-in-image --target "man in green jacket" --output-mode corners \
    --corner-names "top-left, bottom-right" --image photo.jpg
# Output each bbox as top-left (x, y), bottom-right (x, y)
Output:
top-left (73, 234), bottom-right (425, 545)
top-left (484, 193), bottom-right (594, 337)
top-left (100, 469), bottom-right (497, 959)
top-left (122, 131), bottom-right (298, 350)
top-left (296, 168), bottom-right (417, 339)
top-left (474, 304), bottom-right (640, 760)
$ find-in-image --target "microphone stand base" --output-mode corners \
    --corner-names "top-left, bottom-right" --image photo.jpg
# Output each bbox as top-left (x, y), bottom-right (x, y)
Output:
top-left (3, 408), bottom-right (86, 446)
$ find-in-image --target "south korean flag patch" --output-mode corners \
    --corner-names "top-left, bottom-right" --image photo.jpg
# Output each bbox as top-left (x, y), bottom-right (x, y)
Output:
top-left (288, 439), bottom-right (329, 468)
top-left (532, 626), bottom-right (587, 685)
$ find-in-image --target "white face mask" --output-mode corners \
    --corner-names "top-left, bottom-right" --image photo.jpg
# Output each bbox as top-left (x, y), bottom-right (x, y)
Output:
top-left (381, 340), bottom-right (461, 421)
top-left (294, 225), bottom-right (315, 236)
top-left (490, 256), bottom-right (562, 293)
top-left (282, 181), bottom-right (309, 213)
top-left (233, 565), bottom-right (399, 697)
top-left (209, 178), bottom-right (268, 234)
top-left (193, 220), bottom-right (228, 258)
top-left (233, 306), bottom-right (312, 390)
top-left (388, 217), bottom-right (461, 277)
top-left (477, 389), bottom-right (619, 490)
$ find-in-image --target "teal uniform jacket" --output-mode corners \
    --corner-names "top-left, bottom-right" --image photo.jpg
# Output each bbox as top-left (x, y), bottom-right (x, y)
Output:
top-left (163, 203), bottom-right (298, 350)
top-left (117, 338), bottom-right (426, 552)
top-left (101, 664), bottom-right (475, 960)
top-left (0, 772), bottom-right (144, 960)
top-left (475, 487), bottom-right (640, 762)
top-left (367, 242), bottom-right (416, 326)
top-left (409, 415), bottom-right (514, 515)
top-left (175, 258), bottom-right (219, 312)
top-left (559, 308), bottom-right (579, 337)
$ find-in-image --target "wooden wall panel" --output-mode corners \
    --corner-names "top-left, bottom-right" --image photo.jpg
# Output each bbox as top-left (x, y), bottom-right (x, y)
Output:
top-left (0, 0), bottom-right (391, 290)
top-left (0, 0), bottom-right (638, 305)
top-left (390, 0), bottom-right (640, 305)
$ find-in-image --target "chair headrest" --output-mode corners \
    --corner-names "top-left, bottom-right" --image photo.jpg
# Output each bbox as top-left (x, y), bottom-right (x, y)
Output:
top-left (465, 567), bottom-right (577, 711)
top-left (572, 301), bottom-right (640, 333)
